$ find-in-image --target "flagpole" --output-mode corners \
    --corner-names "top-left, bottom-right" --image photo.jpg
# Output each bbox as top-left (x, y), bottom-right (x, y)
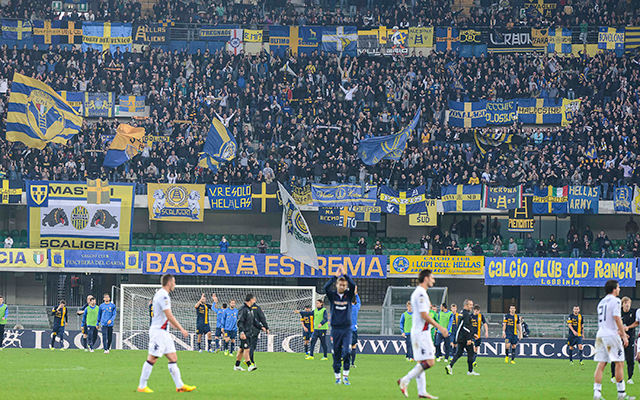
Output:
top-left (386, 160), bottom-right (397, 185)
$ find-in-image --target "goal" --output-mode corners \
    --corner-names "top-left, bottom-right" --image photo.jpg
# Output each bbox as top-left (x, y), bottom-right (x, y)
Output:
top-left (119, 284), bottom-right (317, 353)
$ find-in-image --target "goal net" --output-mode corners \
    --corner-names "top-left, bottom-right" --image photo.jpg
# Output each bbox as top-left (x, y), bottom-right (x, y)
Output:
top-left (120, 285), bottom-right (317, 353)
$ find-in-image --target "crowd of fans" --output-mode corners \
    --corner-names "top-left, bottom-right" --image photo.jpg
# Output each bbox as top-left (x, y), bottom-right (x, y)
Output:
top-left (1, 1), bottom-right (640, 198)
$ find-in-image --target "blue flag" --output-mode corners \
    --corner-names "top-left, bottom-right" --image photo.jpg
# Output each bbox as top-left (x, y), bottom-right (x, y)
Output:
top-left (532, 186), bottom-right (569, 214)
top-left (358, 109), bottom-right (420, 165)
top-left (568, 186), bottom-right (600, 214)
top-left (2, 19), bottom-right (32, 40)
top-left (311, 184), bottom-right (378, 207)
top-left (82, 22), bottom-right (132, 54)
top-left (321, 26), bottom-right (357, 56)
top-left (614, 186), bottom-right (633, 213)
top-left (435, 27), bottom-right (460, 52)
top-left (198, 118), bottom-right (237, 172)
top-left (441, 185), bottom-right (482, 212)
top-left (378, 185), bottom-right (427, 215)
top-left (103, 124), bottom-right (145, 168)
top-left (318, 207), bottom-right (357, 228)
top-left (448, 101), bottom-right (487, 128)
top-left (57, 91), bottom-right (83, 113)
top-left (517, 98), bottom-right (563, 124)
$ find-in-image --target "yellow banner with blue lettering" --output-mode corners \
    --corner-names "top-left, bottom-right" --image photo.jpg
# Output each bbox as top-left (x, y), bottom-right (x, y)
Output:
top-left (118, 95), bottom-right (145, 113)
top-left (243, 29), bottom-right (262, 42)
top-left (485, 257), bottom-right (636, 287)
top-left (82, 22), bottom-right (132, 54)
top-left (517, 98), bottom-right (562, 124)
top-left (390, 255), bottom-right (483, 275)
top-left (408, 27), bottom-right (434, 47)
top-left (7, 73), bottom-right (83, 150)
top-left (147, 183), bottom-right (205, 222)
top-left (27, 181), bottom-right (134, 250)
top-left (0, 249), bottom-right (48, 268)
top-left (142, 252), bottom-right (386, 278)
top-left (598, 27), bottom-right (625, 51)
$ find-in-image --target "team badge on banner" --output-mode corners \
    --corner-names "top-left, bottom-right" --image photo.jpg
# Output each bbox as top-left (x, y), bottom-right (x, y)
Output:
top-left (147, 183), bottom-right (205, 222)
top-left (482, 185), bottom-right (523, 210)
top-left (227, 29), bottom-right (243, 55)
top-left (614, 186), bottom-right (633, 213)
top-left (378, 185), bottom-right (427, 215)
top-left (27, 181), bottom-right (134, 250)
top-left (206, 185), bottom-right (251, 210)
top-left (83, 93), bottom-right (115, 117)
top-left (291, 185), bottom-right (312, 206)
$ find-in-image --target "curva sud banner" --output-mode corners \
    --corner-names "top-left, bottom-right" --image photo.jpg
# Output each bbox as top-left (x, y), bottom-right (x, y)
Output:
top-left (485, 257), bottom-right (636, 287)
top-left (142, 252), bottom-right (386, 278)
top-left (2, 329), bottom-right (595, 360)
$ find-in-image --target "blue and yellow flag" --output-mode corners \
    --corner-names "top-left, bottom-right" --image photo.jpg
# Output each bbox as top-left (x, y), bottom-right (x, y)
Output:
top-left (547, 28), bottom-right (571, 54)
top-left (82, 22), bottom-right (132, 54)
top-left (517, 98), bottom-right (562, 124)
top-left (626, 26), bottom-right (640, 53)
top-left (2, 19), bottom-right (32, 40)
top-left (103, 124), bottom-right (146, 168)
top-left (435, 27), bottom-right (460, 52)
top-left (598, 27), bottom-right (624, 51)
top-left (118, 95), bottom-right (145, 113)
top-left (34, 20), bottom-right (83, 45)
top-left (198, 118), bottom-right (237, 172)
top-left (585, 144), bottom-right (598, 161)
top-left (269, 26), bottom-right (321, 56)
top-left (448, 101), bottom-right (487, 128)
top-left (441, 185), bottom-right (482, 212)
top-left (358, 109), bottom-right (420, 165)
top-left (321, 26), bottom-right (356, 56)
top-left (318, 207), bottom-right (356, 228)
top-left (83, 92), bottom-right (115, 117)
top-left (57, 91), bottom-right (83, 113)
top-left (532, 186), bottom-right (568, 214)
top-left (7, 73), bottom-right (83, 150)
top-left (378, 185), bottom-right (427, 215)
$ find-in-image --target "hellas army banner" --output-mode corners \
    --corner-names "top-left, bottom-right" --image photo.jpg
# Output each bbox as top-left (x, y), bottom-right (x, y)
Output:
top-left (27, 181), bottom-right (134, 250)
top-left (148, 183), bottom-right (205, 222)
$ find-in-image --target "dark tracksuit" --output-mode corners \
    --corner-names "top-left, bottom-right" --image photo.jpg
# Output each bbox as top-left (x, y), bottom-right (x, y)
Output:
top-left (611, 308), bottom-right (636, 380)
top-left (324, 274), bottom-right (356, 374)
top-left (449, 308), bottom-right (475, 372)
top-left (249, 303), bottom-right (269, 363)
top-left (51, 306), bottom-right (68, 348)
top-left (237, 304), bottom-right (260, 352)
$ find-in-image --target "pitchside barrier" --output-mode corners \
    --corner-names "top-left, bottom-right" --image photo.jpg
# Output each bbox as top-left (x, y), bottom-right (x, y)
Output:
top-left (1, 329), bottom-right (595, 360)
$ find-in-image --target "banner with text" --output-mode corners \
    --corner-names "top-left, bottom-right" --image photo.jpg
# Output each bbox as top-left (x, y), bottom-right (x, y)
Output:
top-left (484, 257), bottom-right (636, 287)
top-left (390, 255), bottom-right (483, 275)
top-left (49, 249), bottom-right (140, 269)
top-left (147, 183), bottom-right (205, 222)
top-left (206, 185), bottom-right (251, 210)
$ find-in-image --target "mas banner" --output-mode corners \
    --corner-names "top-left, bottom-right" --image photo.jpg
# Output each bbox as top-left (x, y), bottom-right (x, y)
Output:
top-left (269, 26), bottom-right (321, 56)
top-left (484, 257), bottom-right (636, 287)
top-left (509, 196), bottom-right (534, 232)
top-left (0, 180), bottom-right (23, 204)
top-left (318, 207), bottom-right (357, 229)
top-left (614, 186), bottom-right (633, 213)
top-left (199, 25), bottom-right (236, 41)
top-left (380, 26), bottom-right (408, 56)
top-left (390, 255), bottom-right (483, 275)
top-left (357, 28), bottom-right (381, 56)
top-left (33, 20), bottom-right (82, 45)
top-left (598, 27), bottom-right (625, 51)
top-left (378, 185), bottom-right (427, 215)
top-left (0, 249), bottom-right (48, 268)
top-left (448, 100), bottom-right (486, 128)
top-left (142, 252), bottom-right (386, 278)
top-left (483, 186), bottom-right (523, 210)
top-left (83, 93), bottom-right (115, 117)
top-left (2, 19), bottom-right (32, 40)
top-left (49, 249), bottom-right (139, 269)
top-left (206, 185), bottom-right (251, 210)
top-left (27, 181), bottom-right (134, 250)
top-left (133, 23), bottom-right (168, 45)
top-left (517, 98), bottom-right (562, 124)
top-left (321, 26), bottom-right (357, 56)
top-left (441, 185), bottom-right (482, 212)
top-left (533, 186), bottom-right (568, 214)
top-left (408, 27), bottom-right (433, 47)
top-left (311, 184), bottom-right (378, 208)
top-left (148, 183), bottom-right (204, 222)
top-left (568, 186), bottom-right (599, 214)
top-left (82, 22), bottom-right (132, 54)
top-left (408, 199), bottom-right (437, 226)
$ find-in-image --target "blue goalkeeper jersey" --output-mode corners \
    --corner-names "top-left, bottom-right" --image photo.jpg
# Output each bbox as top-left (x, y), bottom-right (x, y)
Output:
top-left (223, 308), bottom-right (238, 331)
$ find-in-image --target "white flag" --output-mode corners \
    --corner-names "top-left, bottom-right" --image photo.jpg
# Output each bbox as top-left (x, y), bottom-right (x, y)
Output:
top-left (227, 29), bottom-right (243, 56)
top-left (278, 182), bottom-right (318, 269)
top-left (634, 186), bottom-right (640, 214)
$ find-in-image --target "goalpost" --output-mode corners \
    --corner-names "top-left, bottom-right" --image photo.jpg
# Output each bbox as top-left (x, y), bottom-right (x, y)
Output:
top-left (120, 284), bottom-right (317, 353)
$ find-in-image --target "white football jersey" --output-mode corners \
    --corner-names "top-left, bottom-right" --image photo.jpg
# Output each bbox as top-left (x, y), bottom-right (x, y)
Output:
top-left (150, 288), bottom-right (172, 331)
top-left (410, 285), bottom-right (431, 334)
top-left (596, 294), bottom-right (621, 337)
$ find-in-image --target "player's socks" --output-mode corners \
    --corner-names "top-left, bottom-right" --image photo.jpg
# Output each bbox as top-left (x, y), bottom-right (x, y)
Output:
top-left (579, 348), bottom-right (583, 362)
top-left (197, 342), bottom-right (201, 351)
top-left (511, 348), bottom-right (516, 360)
top-left (416, 371), bottom-right (427, 398)
top-left (168, 362), bottom-right (184, 388)
top-left (139, 360), bottom-right (154, 389)
top-left (81, 336), bottom-right (86, 349)
top-left (594, 382), bottom-right (602, 398)
top-left (568, 348), bottom-right (573, 362)
top-left (404, 362), bottom-right (427, 382)
top-left (351, 349), bottom-right (357, 364)
top-left (617, 380), bottom-right (626, 397)
top-left (208, 340), bottom-right (212, 351)
top-left (235, 360), bottom-right (241, 367)
top-left (51, 336), bottom-right (56, 348)
top-left (304, 343), bottom-right (309, 354)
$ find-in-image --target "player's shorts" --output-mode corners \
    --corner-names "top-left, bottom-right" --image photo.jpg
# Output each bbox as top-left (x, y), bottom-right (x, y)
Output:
top-left (411, 329), bottom-right (435, 362)
top-left (450, 330), bottom-right (457, 343)
top-left (225, 330), bottom-right (237, 340)
top-left (196, 324), bottom-right (211, 335)
top-left (148, 328), bottom-right (176, 358)
top-left (505, 333), bottom-right (519, 345)
top-left (302, 330), bottom-right (312, 341)
top-left (312, 330), bottom-right (327, 339)
top-left (239, 335), bottom-right (253, 350)
top-left (52, 325), bottom-right (64, 337)
top-left (215, 328), bottom-right (223, 337)
top-left (568, 336), bottom-right (583, 347)
top-left (474, 338), bottom-right (482, 347)
top-left (595, 335), bottom-right (625, 363)
top-left (352, 330), bottom-right (358, 346)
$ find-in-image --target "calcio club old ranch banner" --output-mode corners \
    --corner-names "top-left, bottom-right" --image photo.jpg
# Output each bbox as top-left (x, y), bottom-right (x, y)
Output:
top-left (142, 252), bottom-right (386, 278)
top-left (27, 181), bottom-right (134, 250)
top-left (484, 257), bottom-right (636, 287)
top-left (390, 255), bottom-right (483, 275)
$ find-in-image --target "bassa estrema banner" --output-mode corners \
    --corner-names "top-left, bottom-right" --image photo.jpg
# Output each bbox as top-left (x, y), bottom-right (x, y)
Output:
top-left (3, 330), bottom-right (593, 359)
top-left (485, 257), bottom-right (636, 287)
top-left (27, 181), bottom-right (134, 251)
top-left (142, 252), bottom-right (386, 278)
top-left (390, 255), bottom-right (483, 275)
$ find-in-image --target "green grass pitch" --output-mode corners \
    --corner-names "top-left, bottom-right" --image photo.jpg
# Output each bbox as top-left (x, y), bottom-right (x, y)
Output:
top-left (1, 348), bottom-right (631, 399)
